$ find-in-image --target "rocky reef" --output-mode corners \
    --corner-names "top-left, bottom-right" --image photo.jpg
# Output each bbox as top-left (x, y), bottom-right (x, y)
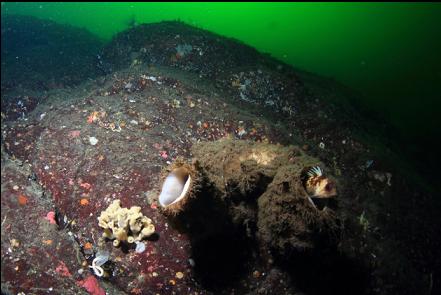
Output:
top-left (1, 19), bottom-right (439, 295)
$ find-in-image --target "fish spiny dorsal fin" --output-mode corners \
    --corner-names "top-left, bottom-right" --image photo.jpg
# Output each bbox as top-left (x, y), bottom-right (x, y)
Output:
top-left (307, 166), bottom-right (323, 177)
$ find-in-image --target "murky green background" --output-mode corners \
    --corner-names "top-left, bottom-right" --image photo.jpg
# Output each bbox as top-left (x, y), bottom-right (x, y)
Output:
top-left (2, 2), bottom-right (440, 141)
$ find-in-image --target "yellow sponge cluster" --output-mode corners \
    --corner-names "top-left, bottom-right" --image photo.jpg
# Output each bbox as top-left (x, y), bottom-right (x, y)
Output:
top-left (98, 200), bottom-right (155, 247)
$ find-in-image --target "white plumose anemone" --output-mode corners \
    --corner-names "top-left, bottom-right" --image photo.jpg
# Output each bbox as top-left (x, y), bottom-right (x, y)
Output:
top-left (159, 172), bottom-right (191, 207)
top-left (158, 164), bottom-right (194, 215)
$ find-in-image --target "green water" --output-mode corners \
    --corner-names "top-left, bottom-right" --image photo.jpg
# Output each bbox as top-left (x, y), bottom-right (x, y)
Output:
top-left (2, 2), bottom-right (440, 140)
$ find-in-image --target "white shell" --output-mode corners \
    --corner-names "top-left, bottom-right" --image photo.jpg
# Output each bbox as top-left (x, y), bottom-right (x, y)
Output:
top-left (89, 136), bottom-right (98, 146)
top-left (94, 250), bottom-right (110, 267)
top-left (158, 173), bottom-right (191, 207)
top-left (135, 242), bottom-right (146, 253)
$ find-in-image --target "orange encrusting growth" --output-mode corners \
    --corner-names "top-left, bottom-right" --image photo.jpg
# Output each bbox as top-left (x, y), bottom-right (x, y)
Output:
top-left (80, 198), bottom-right (90, 206)
top-left (18, 194), bottom-right (28, 205)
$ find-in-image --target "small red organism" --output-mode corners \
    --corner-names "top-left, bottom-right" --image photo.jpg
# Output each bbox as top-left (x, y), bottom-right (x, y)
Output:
top-left (80, 182), bottom-right (92, 190)
top-left (77, 275), bottom-right (105, 295)
top-left (45, 211), bottom-right (57, 224)
top-left (55, 261), bottom-right (71, 277)
top-left (69, 130), bottom-right (81, 138)
top-left (18, 194), bottom-right (28, 205)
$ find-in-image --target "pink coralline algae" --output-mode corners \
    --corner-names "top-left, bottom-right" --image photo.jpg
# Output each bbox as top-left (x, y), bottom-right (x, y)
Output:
top-left (79, 182), bottom-right (92, 190)
top-left (45, 211), bottom-right (57, 224)
top-left (55, 261), bottom-right (71, 277)
top-left (69, 130), bottom-right (81, 138)
top-left (77, 275), bottom-right (105, 295)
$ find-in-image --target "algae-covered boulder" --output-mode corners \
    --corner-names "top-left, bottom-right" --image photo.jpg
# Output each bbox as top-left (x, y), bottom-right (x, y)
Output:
top-left (257, 164), bottom-right (339, 256)
top-left (191, 139), bottom-right (291, 198)
top-left (162, 138), bottom-right (341, 257)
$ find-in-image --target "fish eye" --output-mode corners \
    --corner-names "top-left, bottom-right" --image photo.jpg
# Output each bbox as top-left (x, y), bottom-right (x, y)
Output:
top-left (325, 183), bottom-right (332, 191)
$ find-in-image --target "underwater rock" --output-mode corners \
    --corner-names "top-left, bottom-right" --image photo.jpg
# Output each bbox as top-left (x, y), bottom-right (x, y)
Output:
top-left (1, 148), bottom-right (87, 295)
top-left (1, 15), bottom-right (103, 92)
top-left (2, 17), bottom-right (435, 294)
top-left (155, 138), bottom-right (341, 290)
top-left (191, 139), bottom-right (289, 197)
top-left (102, 21), bottom-right (263, 78)
top-left (257, 164), bottom-right (339, 256)
top-left (187, 138), bottom-right (339, 255)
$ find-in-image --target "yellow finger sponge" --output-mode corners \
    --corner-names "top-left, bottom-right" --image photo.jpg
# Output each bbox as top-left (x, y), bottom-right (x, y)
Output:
top-left (98, 200), bottom-right (155, 246)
